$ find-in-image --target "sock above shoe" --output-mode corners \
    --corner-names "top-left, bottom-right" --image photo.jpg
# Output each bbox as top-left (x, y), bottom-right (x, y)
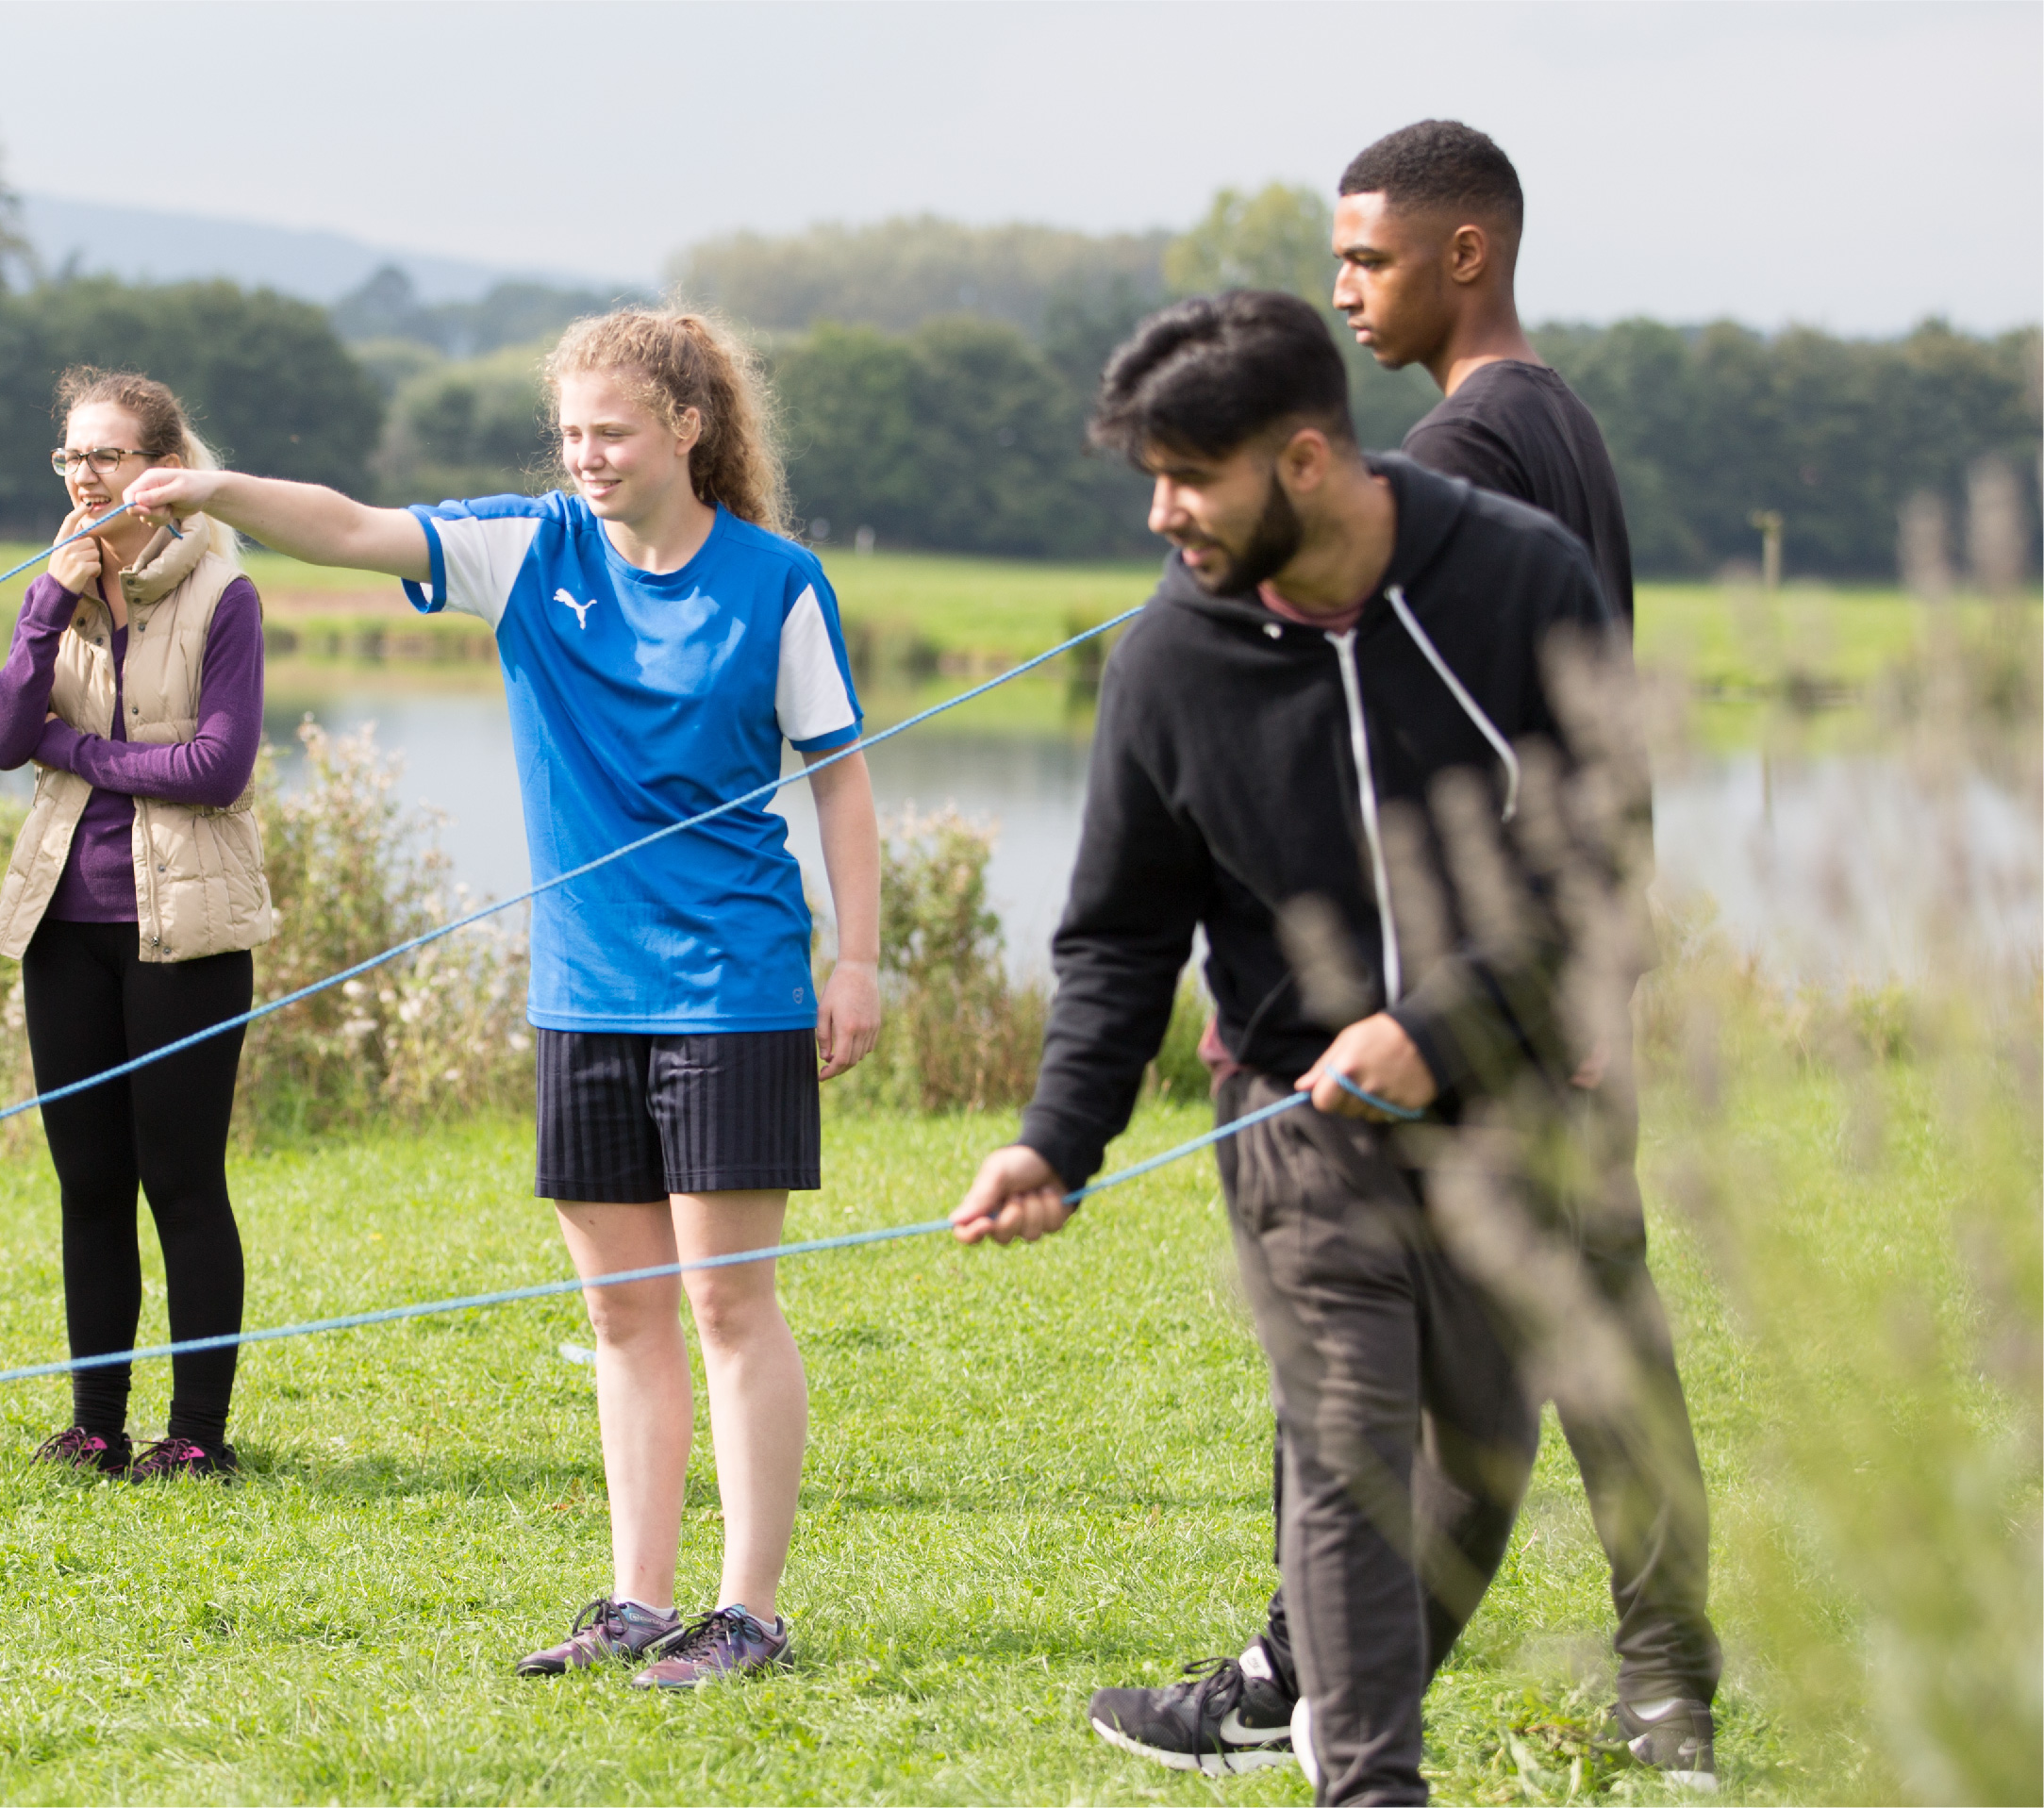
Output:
top-left (617, 1599), bottom-right (679, 1621)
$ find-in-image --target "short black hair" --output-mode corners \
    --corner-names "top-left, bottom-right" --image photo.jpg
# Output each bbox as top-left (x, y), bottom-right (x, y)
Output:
top-left (1339, 120), bottom-right (1523, 238)
top-left (1089, 290), bottom-right (1355, 465)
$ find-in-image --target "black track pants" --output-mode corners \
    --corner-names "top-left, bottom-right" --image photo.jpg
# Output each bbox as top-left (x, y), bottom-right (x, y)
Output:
top-left (1217, 1073), bottom-right (1539, 1806)
top-left (22, 918), bottom-right (251, 1451)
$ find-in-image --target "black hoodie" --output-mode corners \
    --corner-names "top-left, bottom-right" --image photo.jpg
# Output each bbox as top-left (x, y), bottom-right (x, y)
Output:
top-left (1018, 454), bottom-right (1626, 1191)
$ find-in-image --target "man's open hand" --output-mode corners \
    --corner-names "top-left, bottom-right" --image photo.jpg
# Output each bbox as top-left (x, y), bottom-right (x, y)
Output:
top-left (951, 1145), bottom-right (1074, 1245)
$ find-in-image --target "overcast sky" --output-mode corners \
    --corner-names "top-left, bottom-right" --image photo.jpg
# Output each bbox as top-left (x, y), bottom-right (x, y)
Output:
top-left (3, 0), bottom-right (2037, 335)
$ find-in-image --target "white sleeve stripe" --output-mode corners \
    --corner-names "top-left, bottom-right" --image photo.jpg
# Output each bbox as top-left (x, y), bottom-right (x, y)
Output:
top-left (775, 584), bottom-right (856, 744)
top-left (434, 516), bottom-right (540, 628)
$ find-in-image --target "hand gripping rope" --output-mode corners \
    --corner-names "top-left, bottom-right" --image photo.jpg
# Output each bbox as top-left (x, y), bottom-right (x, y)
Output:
top-left (0, 523), bottom-right (1421, 1386)
top-left (0, 502), bottom-right (170, 589)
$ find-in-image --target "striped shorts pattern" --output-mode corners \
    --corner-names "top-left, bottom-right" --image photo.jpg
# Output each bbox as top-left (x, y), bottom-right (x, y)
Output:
top-left (535, 1028), bottom-right (821, 1202)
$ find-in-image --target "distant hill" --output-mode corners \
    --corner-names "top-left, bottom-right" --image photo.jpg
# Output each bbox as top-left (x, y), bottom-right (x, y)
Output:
top-left (20, 192), bottom-right (635, 306)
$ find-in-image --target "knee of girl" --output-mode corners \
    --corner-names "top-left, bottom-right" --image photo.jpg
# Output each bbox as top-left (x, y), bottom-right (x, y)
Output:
top-left (584, 1286), bottom-right (681, 1349)
top-left (684, 1277), bottom-right (782, 1354)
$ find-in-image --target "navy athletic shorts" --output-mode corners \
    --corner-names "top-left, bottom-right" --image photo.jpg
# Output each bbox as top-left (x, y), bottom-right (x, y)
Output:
top-left (535, 1028), bottom-right (821, 1202)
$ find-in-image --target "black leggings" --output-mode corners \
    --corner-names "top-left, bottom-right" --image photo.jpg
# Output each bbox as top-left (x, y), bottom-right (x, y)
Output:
top-left (22, 918), bottom-right (251, 1451)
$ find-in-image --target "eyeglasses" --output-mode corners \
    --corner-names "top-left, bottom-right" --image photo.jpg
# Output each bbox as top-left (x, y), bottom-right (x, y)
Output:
top-left (50, 446), bottom-right (165, 477)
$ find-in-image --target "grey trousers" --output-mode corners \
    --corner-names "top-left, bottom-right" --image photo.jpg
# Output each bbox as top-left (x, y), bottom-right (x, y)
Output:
top-left (1216, 1072), bottom-right (1539, 1806)
top-left (1259, 1030), bottom-right (1721, 1720)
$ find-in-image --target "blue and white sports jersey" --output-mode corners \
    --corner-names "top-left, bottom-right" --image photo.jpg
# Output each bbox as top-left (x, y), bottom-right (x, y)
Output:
top-left (404, 492), bottom-right (862, 1034)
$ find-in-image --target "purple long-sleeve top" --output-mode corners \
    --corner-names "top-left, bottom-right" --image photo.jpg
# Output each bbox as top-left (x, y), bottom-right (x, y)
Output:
top-left (0, 572), bottom-right (265, 922)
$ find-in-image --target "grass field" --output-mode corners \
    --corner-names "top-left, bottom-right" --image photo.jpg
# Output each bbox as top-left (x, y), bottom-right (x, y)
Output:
top-left (0, 1012), bottom-right (2024, 1806)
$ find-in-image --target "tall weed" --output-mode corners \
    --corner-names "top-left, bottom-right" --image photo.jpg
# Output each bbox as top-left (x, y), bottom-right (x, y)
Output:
top-left (1546, 612), bottom-right (2037, 1803)
top-left (1635, 628), bottom-right (2039, 1803)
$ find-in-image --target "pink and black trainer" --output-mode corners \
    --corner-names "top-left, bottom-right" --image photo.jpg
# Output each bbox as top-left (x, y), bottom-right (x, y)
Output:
top-left (516, 1598), bottom-right (681, 1677)
top-left (33, 1426), bottom-right (132, 1475)
top-left (632, 1604), bottom-right (792, 1690)
top-left (127, 1436), bottom-right (237, 1483)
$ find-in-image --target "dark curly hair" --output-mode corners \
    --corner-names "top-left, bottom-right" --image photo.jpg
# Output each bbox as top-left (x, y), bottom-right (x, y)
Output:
top-left (1088, 290), bottom-right (1354, 466)
top-left (1339, 120), bottom-right (1523, 239)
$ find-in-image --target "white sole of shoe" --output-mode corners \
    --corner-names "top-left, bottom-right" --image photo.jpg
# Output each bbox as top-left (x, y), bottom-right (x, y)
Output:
top-left (1292, 1696), bottom-right (1321, 1790)
top-left (1089, 1717), bottom-right (1296, 1776)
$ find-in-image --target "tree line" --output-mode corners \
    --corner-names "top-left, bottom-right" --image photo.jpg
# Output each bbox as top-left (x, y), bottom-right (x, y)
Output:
top-left (0, 186), bottom-right (2035, 580)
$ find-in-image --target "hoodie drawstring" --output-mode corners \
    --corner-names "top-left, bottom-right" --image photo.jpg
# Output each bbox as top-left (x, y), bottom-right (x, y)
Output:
top-left (1323, 586), bottom-right (1522, 1012)
top-left (1385, 584), bottom-right (1521, 821)
top-left (1328, 628), bottom-right (1402, 1006)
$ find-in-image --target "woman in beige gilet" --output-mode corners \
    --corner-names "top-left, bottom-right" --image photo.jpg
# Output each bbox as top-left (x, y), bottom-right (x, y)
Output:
top-left (0, 369), bottom-right (269, 1483)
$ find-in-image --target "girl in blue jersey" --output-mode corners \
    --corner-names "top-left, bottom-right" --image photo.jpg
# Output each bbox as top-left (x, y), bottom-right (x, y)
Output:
top-left (130, 309), bottom-right (882, 1687)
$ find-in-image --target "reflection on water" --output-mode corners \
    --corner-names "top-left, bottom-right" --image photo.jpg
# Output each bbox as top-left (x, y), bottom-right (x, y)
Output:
top-left (82, 686), bottom-right (2030, 988)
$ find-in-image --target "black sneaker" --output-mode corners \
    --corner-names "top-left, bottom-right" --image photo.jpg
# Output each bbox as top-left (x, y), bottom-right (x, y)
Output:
top-left (1088, 1641), bottom-right (1297, 1776)
top-left (127, 1435), bottom-right (236, 1483)
top-left (1599, 1697), bottom-right (1717, 1791)
top-left (34, 1426), bottom-right (131, 1475)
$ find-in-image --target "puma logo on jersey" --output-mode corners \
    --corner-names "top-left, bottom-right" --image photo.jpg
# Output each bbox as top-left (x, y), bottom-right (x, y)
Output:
top-left (554, 588), bottom-right (598, 629)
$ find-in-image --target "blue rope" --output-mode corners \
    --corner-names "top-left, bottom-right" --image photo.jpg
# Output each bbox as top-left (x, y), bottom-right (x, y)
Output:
top-left (0, 1086), bottom-right (1428, 1385)
top-left (0, 1086), bottom-right (1427, 1383)
top-left (0, 602), bottom-right (1145, 1124)
top-left (1333, 1071), bottom-right (1424, 1120)
top-left (0, 502), bottom-right (160, 588)
top-left (0, 539), bottom-right (1427, 1387)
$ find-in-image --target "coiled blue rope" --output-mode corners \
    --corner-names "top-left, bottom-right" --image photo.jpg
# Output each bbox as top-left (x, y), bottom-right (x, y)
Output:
top-left (0, 1084), bottom-right (1429, 1385)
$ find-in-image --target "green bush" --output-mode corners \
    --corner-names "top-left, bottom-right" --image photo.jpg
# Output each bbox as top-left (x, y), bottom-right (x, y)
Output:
top-left (240, 719), bottom-right (532, 1134)
top-left (825, 807), bottom-right (1046, 1114)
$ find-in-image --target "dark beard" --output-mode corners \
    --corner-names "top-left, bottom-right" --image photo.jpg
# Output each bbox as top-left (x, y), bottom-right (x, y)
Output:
top-left (1189, 475), bottom-right (1304, 596)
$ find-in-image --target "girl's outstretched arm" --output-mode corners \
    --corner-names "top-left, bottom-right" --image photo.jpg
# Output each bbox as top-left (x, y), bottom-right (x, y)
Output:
top-left (125, 468), bottom-right (431, 582)
top-left (805, 748), bottom-right (882, 1080)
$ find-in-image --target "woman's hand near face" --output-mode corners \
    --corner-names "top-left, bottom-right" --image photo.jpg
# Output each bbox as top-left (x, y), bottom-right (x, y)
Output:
top-left (48, 504), bottom-right (106, 596)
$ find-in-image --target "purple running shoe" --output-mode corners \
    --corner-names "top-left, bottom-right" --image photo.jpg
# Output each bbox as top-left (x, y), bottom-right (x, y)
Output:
top-left (632, 1604), bottom-right (792, 1691)
top-left (516, 1598), bottom-right (680, 1677)
top-left (127, 1436), bottom-right (237, 1483)
top-left (33, 1426), bottom-right (131, 1475)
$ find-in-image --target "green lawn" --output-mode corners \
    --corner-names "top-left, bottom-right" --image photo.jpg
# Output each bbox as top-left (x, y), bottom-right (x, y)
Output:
top-left (0, 1027), bottom-right (2022, 1806)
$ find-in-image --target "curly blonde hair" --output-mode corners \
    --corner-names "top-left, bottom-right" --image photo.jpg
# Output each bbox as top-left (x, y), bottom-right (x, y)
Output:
top-left (54, 367), bottom-right (240, 563)
top-left (543, 307), bottom-right (788, 536)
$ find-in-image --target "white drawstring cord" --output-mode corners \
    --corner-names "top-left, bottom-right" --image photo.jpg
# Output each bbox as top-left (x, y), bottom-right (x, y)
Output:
top-left (1385, 584), bottom-right (1521, 821)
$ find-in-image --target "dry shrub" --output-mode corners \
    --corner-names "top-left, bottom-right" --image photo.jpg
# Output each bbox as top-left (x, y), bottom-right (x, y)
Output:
top-left (241, 719), bottom-right (532, 1133)
top-left (826, 806), bottom-right (1045, 1114)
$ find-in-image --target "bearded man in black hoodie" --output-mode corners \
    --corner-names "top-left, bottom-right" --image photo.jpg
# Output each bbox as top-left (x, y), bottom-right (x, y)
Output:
top-left (1047, 124), bottom-right (1721, 1801)
top-left (953, 290), bottom-right (1644, 1806)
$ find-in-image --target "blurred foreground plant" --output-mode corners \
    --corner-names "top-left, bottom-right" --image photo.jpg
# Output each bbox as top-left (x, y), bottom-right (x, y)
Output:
top-left (1630, 612), bottom-right (2040, 1802)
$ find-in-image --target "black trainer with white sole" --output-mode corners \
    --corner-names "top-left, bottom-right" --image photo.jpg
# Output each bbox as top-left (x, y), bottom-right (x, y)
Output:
top-left (1088, 1642), bottom-right (1297, 1777)
top-left (1599, 1696), bottom-right (1718, 1791)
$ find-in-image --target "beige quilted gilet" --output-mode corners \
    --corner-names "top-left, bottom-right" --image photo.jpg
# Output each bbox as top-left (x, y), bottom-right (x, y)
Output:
top-left (0, 517), bottom-right (273, 962)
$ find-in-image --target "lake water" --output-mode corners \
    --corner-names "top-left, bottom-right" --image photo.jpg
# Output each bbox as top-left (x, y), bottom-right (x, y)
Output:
top-left (246, 681), bottom-right (2038, 989)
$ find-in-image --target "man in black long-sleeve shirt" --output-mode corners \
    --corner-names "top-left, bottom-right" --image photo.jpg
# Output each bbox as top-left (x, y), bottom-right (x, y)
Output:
top-left (953, 290), bottom-right (1643, 1805)
top-left (1050, 122), bottom-right (1719, 1797)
